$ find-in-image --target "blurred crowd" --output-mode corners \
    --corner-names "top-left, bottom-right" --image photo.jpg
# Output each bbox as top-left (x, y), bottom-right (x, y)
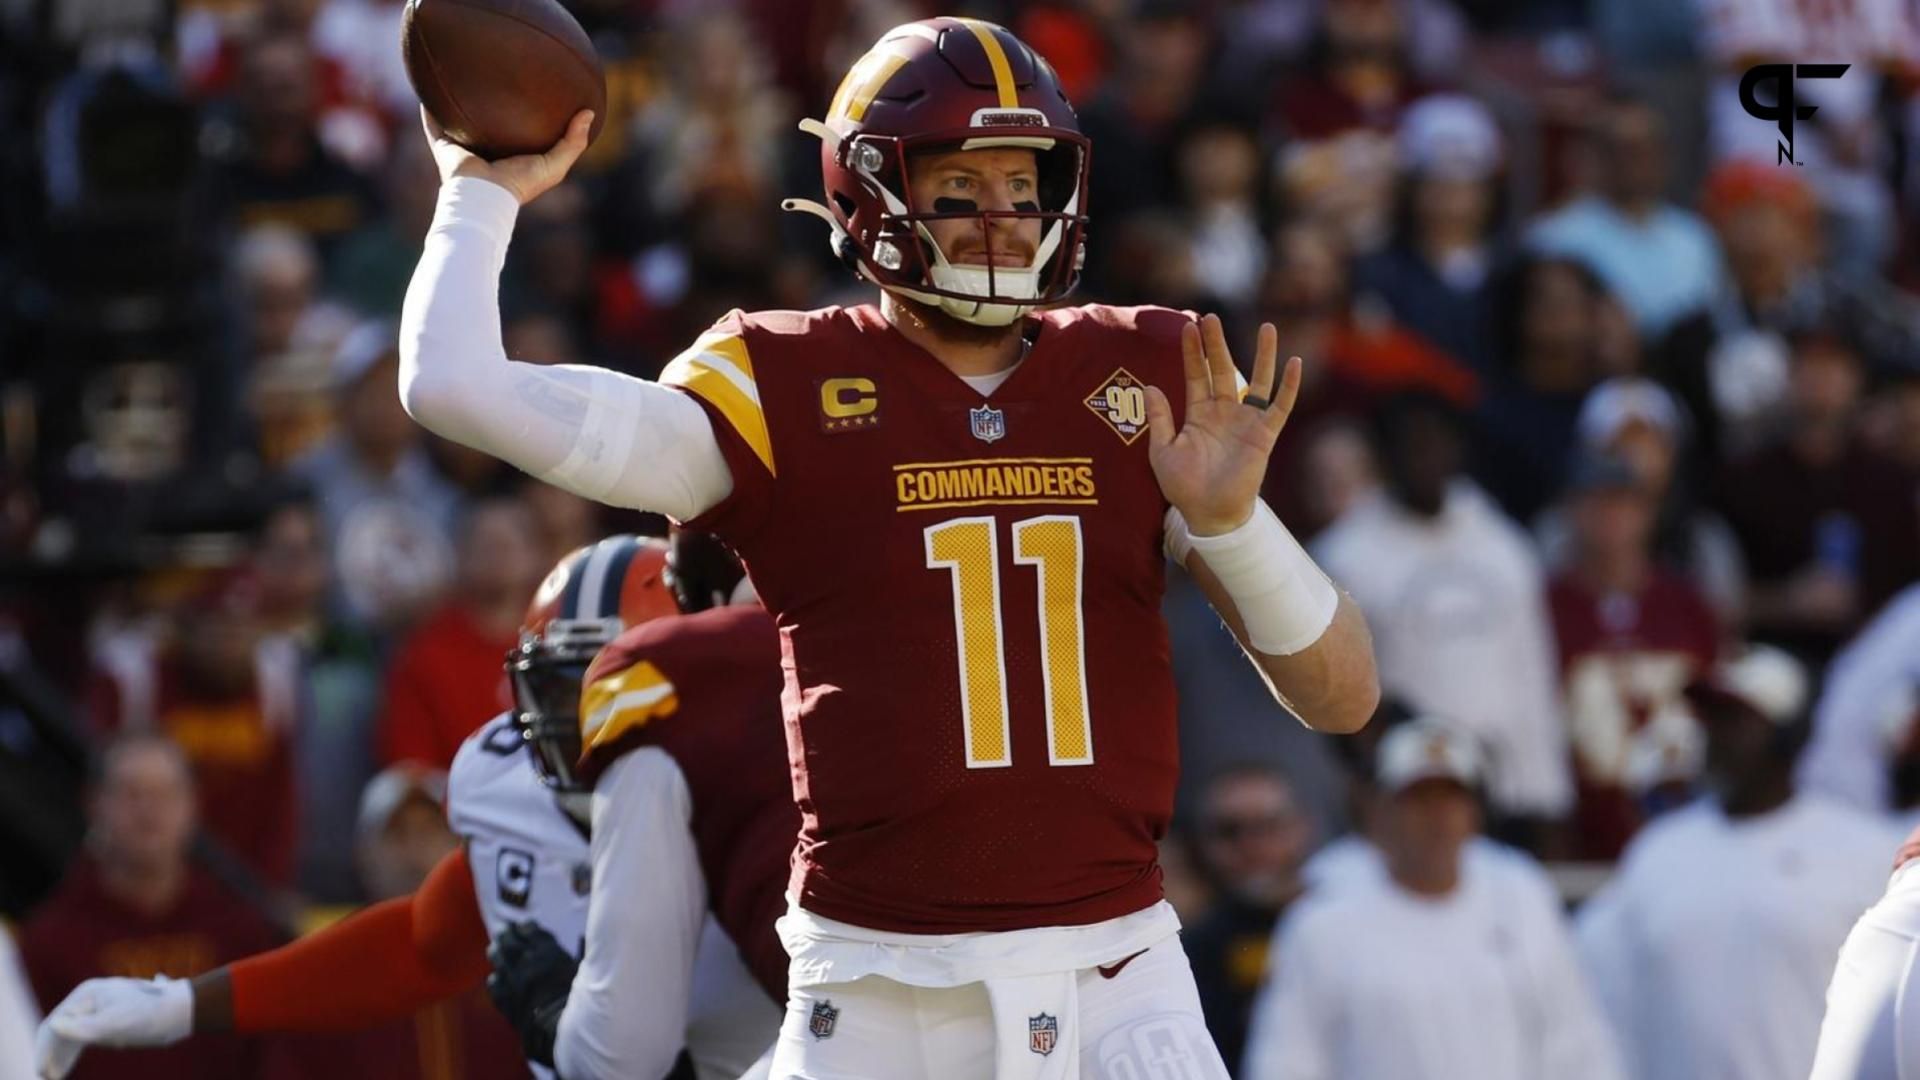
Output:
top-left (2, 0), bottom-right (1920, 1077)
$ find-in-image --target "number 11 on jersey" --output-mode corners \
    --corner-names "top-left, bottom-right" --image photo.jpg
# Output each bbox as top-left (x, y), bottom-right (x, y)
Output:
top-left (924, 515), bottom-right (1093, 769)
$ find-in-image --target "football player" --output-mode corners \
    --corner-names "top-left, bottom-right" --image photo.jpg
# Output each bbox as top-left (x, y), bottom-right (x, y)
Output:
top-left (33, 534), bottom-right (786, 1080)
top-left (400, 16), bottom-right (1380, 1077)
top-left (489, 562), bottom-right (794, 1080)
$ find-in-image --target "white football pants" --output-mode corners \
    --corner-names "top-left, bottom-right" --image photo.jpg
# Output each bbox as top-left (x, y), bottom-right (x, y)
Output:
top-left (765, 937), bottom-right (1230, 1080)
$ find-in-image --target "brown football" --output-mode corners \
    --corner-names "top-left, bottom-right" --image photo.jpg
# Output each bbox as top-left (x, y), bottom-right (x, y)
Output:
top-left (402, 0), bottom-right (606, 161)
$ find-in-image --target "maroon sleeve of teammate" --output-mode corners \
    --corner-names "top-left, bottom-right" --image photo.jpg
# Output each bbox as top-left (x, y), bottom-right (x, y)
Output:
top-left (577, 606), bottom-right (796, 999)
top-left (229, 848), bottom-right (490, 1032)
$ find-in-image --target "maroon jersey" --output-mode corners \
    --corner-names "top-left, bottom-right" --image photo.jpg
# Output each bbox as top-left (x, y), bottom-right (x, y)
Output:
top-left (660, 303), bottom-right (1191, 933)
top-left (578, 604), bottom-right (796, 998)
top-left (1547, 569), bottom-right (1719, 858)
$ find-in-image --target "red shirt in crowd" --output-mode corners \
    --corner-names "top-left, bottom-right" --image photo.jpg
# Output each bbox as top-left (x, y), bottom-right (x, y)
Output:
top-left (377, 602), bottom-right (516, 770)
top-left (17, 858), bottom-right (300, 1080)
top-left (1548, 569), bottom-right (1719, 859)
top-left (88, 653), bottom-right (301, 887)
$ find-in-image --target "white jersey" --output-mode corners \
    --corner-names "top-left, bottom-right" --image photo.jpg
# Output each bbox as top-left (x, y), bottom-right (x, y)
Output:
top-left (1300, 833), bottom-right (1551, 899)
top-left (447, 714), bottom-right (777, 1080)
top-left (1799, 584), bottom-right (1920, 812)
top-left (1249, 838), bottom-right (1624, 1080)
top-left (447, 713), bottom-right (593, 956)
top-left (1577, 794), bottom-right (1902, 1080)
top-left (1312, 485), bottom-right (1573, 816)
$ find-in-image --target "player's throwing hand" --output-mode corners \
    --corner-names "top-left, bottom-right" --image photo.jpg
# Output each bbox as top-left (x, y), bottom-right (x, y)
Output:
top-left (1143, 314), bottom-right (1302, 536)
top-left (421, 106), bottom-right (594, 206)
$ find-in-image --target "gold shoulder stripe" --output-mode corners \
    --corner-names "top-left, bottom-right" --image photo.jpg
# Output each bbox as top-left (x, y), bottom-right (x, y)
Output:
top-left (580, 660), bottom-right (680, 751)
top-left (958, 19), bottom-right (1019, 108)
top-left (660, 332), bottom-right (775, 476)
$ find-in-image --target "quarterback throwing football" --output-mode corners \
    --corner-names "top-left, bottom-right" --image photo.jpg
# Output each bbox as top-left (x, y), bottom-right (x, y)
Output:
top-left (401, 16), bottom-right (1378, 1078)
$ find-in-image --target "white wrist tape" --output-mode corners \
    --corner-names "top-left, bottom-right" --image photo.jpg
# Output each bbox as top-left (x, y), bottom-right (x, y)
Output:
top-left (1172, 501), bottom-right (1339, 656)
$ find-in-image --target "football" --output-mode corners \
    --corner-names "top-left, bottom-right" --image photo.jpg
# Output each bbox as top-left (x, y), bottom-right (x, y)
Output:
top-left (401, 0), bottom-right (607, 161)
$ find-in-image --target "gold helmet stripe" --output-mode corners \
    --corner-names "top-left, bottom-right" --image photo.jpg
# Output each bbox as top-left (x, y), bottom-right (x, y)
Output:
top-left (958, 19), bottom-right (1019, 109)
top-left (841, 51), bottom-right (912, 122)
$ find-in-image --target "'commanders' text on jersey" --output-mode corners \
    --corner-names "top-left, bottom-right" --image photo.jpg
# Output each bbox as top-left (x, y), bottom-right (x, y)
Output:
top-left (664, 303), bottom-right (1193, 934)
top-left (577, 604), bottom-right (796, 997)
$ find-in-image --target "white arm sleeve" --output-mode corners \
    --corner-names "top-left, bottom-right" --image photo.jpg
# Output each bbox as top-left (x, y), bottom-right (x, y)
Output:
top-left (555, 748), bottom-right (707, 1080)
top-left (399, 176), bottom-right (733, 521)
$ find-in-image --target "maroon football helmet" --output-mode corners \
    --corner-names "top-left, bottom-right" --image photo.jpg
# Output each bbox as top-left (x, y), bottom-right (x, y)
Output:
top-left (784, 17), bottom-right (1091, 326)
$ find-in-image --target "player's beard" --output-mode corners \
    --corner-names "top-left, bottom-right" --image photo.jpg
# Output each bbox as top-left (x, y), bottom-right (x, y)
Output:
top-left (890, 291), bottom-right (1029, 349)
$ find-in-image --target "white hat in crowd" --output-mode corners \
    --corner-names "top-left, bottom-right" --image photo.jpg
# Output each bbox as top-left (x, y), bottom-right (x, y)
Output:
top-left (356, 762), bottom-right (449, 842)
top-left (1577, 376), bottom-right (1687, 448)
top-left (333, 318), bottom-right (399, 390)
top-left (1375, 717), bottom-right (1485, 794)
top-left (1397, 93), bottom-right (1502, 181)
top-left (1685, 645), bottom-right (1810, 727)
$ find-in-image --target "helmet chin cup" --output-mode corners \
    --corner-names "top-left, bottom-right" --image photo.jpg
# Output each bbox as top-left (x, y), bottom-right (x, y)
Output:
top-left (927, 263), bottom-right (1039, 326)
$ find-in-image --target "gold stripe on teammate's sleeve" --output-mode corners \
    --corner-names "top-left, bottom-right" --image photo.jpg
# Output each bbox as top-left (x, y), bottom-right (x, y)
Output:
top-left (660, 332), bottom-right (776, 476)
top-left (579, 661), bottom-right (680, 749)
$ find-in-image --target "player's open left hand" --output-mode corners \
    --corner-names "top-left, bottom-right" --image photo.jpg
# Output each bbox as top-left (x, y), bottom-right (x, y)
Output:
top-left (421, 106), bottom-right (593, 206)
top-left (1144, 315), bottom-right (1301, 536)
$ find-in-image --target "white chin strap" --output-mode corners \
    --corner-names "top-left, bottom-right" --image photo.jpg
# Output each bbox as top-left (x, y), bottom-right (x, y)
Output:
top-left (923, 262), bottom-right (1042, 327)
top-left (891, 208), bottom-right (1064, 327)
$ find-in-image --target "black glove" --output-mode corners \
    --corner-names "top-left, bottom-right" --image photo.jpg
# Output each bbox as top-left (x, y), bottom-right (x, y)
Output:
top-left (486, 920), bottom-right (578, 1068)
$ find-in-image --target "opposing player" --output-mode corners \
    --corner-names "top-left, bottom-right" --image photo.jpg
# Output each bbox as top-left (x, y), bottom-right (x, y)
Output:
top-left (400, 16), bottom-right (1379, 1076)
top-left (33, 534), bottom-right (785, 1080)
top-left (488, 568), bottom-right (795, 1080)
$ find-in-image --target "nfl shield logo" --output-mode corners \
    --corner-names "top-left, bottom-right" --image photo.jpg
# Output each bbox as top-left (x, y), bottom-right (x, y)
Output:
top-left (1028, 1013), bottom-right (1058, 1056)
top-left (969, 404), bottom-right (1006, 443)
top-left (809, 1000), bottom-right (839, 1040)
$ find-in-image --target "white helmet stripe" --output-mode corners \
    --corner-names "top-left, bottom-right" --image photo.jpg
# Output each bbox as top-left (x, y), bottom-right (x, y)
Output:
top-left (574, 539), bottom-right (620, 621)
